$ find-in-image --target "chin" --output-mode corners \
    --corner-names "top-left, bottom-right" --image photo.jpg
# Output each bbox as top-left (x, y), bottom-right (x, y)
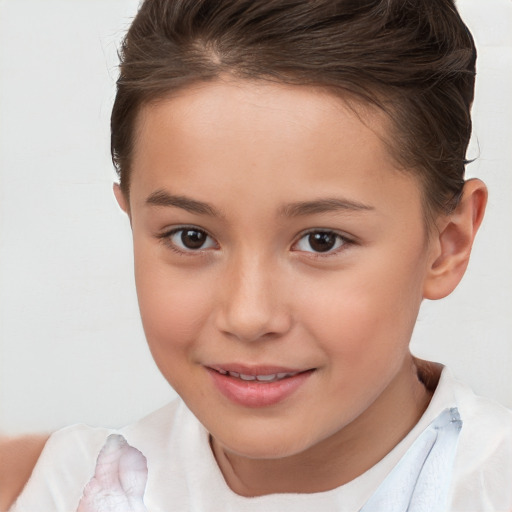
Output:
top-left (223, 441), bottom-right (303, 460)
top-left (212, 424), bottom-right (318, 460)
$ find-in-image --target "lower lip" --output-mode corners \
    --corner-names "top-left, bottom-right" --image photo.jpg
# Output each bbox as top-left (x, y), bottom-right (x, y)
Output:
top-left (207, 369), bottom-right (314, 408)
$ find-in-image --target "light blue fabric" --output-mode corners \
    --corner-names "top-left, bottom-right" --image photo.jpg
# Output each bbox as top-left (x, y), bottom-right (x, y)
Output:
top-left (361, 408), bottom-right (462, 512)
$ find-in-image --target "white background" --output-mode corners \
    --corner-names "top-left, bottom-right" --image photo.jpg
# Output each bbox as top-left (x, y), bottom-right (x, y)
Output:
top-left (1, 0), bottom-right (511, 434)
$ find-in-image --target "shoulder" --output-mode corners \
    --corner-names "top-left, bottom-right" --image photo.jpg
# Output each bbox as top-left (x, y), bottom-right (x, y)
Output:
top-left (446, 370), bottom-right (512, 510)
top-left (452, 371), bottom-right (512, 448)
top-left (9, 424), bottom-right (112, 512)
top-left (9, 400), bottom-right (186, 512)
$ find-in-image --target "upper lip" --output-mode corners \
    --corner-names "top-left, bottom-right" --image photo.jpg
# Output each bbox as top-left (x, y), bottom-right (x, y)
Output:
top-left (207, 364), bottom-right (312, 376)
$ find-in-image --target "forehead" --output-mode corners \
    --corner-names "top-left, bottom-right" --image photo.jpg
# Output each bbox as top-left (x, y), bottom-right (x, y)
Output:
top-left (134, 80), bottom-right (390, 164)
top-left (129, 79), bottom-right (422, 220)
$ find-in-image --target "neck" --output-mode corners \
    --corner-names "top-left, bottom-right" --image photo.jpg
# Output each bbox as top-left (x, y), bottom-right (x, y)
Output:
top-left (211, 355), bottom-right (433, 497)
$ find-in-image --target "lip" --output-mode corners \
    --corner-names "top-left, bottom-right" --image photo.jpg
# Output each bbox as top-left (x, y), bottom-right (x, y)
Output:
top-left (206, 364), bottom-right (315, 408)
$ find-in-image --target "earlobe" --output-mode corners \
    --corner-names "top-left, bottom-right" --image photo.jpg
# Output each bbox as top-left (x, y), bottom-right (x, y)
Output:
top-left (113, 183), bottom-right (130, 216)
top-left (423, 179), bottom-right (487, 300)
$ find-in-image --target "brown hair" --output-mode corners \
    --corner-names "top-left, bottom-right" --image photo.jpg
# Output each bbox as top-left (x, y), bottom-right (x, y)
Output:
top-left (111, 0), bottom-right (476, 217)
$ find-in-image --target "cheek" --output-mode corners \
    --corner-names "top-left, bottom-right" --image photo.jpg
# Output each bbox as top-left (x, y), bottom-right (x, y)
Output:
top-left (296, 256), bottom-right (424, 363)
top-left (133, 246), bottom-right (214, 355)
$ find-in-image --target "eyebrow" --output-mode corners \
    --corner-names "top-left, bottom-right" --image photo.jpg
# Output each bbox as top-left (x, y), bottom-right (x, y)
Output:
top-left (145, 189), bottom-right (374, 218)
top-left (280, 198), bottom-right (374, 217)
top-left (145, 190), bottom-right (222, 217)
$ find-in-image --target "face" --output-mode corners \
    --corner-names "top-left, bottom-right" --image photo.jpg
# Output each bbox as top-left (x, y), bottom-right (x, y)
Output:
top-left (125, 80), bottom-right (434, 459)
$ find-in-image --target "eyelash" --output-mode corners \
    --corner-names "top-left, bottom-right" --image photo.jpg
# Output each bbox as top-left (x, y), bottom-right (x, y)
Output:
top-left (156, 226), bottom-right (354, 258)
top-left (157, 226), bottom-right (217, 256)
top-left (291, 229), bottom-right (354, 258)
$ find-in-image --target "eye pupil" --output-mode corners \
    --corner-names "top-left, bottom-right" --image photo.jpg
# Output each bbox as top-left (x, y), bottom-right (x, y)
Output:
top-left (181, 229), bottom-right (206, 249)
top-left (308, 232), bottom-right (336, 252)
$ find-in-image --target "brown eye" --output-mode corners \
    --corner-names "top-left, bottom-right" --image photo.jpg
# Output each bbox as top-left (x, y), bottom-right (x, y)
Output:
top-left (168, 228), bottom-right (217, 251)
top-left (181, 229), bottom-right (207, 249)
top-left (295, 231), bottom-right (346, 254)
top-left (308, 232), bottom-right (336, 252)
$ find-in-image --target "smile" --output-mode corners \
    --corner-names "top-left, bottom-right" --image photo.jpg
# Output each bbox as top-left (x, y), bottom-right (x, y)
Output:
top-left (207, 366), bottom-right (315, 407)
top-left (215, 368), bottom-right (300, 382)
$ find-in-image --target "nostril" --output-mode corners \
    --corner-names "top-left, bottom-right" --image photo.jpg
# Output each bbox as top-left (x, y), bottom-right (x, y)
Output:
top-left (215, 265), bottom-right (293, 341)
top-left (216, 304), bottom-right (290, 342)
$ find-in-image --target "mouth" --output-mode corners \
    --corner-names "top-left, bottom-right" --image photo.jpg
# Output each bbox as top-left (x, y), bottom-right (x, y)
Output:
top-left (212, 368), bottom-right (304, 383)
top-left (206, 365), bottom-right (315, 407)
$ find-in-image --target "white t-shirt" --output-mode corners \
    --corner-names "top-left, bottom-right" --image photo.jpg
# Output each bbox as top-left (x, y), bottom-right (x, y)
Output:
top-left (10, 367), bottom-right (512, 512)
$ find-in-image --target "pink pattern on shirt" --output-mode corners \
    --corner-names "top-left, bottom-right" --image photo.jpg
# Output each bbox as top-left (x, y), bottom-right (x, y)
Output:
top-left (77, 434), bottom-right (148, 512)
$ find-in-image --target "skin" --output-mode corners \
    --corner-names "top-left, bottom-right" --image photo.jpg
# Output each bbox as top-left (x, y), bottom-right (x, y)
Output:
top-left (114, 79), bottom-right (486, 497)
top-left (0, 434), bottom-right (49, 511)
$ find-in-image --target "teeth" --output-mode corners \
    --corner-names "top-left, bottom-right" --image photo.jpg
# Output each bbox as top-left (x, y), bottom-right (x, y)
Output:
top-left (219, 370), bottom-right (300, 382)
top-left (256, 374), bottom-right (276, 381)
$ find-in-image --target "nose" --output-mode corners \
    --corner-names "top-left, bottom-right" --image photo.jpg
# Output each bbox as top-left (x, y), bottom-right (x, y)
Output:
top-left (215, 254), bottom-right (292, 342)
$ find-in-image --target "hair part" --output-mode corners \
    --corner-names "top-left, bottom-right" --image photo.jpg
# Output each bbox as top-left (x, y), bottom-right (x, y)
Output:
top-left (111, 0), bottom-right (476, 219)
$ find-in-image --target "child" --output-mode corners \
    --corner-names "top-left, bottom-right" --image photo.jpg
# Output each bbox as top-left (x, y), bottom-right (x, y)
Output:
top-left (8, 0), bottom-right (512, 510)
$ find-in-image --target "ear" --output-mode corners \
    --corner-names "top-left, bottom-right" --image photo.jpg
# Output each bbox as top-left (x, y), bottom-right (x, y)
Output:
top-left (113, 183), bottom-right (130, 216)
top-left (423, 179), bottom-right (487, 300)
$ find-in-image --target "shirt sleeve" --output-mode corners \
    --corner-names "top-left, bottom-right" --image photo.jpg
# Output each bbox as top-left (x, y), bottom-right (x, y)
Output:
top-left (9, 424), bottom-right (111, 512)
